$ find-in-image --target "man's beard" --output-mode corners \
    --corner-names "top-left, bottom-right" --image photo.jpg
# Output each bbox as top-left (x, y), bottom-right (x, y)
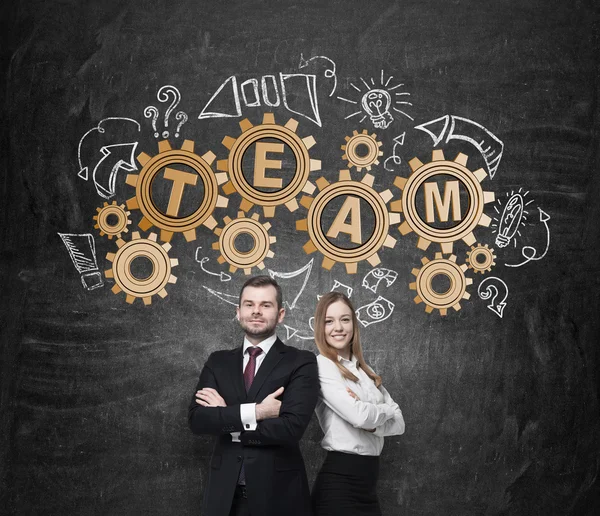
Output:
top-left (239, 318), bottom-right (277, 340)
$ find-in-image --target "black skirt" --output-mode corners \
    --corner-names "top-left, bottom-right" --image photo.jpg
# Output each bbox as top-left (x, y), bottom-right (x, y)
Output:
top-left (311, 451), bottom-right (381, 516)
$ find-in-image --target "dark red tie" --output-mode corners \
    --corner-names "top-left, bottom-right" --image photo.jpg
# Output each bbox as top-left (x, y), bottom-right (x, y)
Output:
top-left (238, 346), bottom-right (264, 486)
top-left (244, 346), bottom-right (263, 392)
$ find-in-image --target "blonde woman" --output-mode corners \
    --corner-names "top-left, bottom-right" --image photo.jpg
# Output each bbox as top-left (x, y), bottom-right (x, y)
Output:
top-left (311, 292), bottom-right (405, 516)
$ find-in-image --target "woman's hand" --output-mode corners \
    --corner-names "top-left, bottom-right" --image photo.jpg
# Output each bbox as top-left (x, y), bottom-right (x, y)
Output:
top-left (346, 387), bottom-right (360, 401)
top-left (347, 388), bottom-right (376, 432)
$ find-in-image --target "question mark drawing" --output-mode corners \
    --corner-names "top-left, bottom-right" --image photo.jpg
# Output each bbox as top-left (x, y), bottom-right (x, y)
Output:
top-left (477, 277), bottom-right (508, 318)
top-left (157, 85), bottom-right (181, 138)
top-left (143, 106), bottom-right (159, 138)
top-left (174, 111), bottom-right (188, 137)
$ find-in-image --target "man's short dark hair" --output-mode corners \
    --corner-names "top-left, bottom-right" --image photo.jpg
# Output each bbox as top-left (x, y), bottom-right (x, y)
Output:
top-left (239, 275), bottom-right (283, 310)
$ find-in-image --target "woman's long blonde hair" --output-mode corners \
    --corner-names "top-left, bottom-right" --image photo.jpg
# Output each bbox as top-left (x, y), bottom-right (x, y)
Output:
top-left (314, 292), bottom-right (381, 387)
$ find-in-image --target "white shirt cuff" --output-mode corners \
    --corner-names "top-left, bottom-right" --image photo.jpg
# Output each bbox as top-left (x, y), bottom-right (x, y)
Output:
top-left (240, 403), bottom-right (257, 431)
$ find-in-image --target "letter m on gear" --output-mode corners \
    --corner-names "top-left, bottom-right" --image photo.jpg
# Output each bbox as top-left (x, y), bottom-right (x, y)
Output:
top-left (423, 180), bottom-right (461, 223)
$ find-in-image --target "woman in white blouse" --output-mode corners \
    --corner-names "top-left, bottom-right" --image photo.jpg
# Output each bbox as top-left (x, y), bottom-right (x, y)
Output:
top-left (311, 292), bottom-right (405, 516)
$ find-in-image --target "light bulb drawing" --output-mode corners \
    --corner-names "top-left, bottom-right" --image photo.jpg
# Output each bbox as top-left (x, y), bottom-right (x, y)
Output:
top-left (361, 89), bottom-right (393, 129)
top-left (337, 70), bottom-right (413, 129)
top-left (491, 188), bottom-right (533, 248)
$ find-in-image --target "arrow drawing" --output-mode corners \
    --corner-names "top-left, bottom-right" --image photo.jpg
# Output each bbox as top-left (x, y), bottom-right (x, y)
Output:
top-left (195, 248), bottom-right (231, 282)
top-left (477, 277), bottom-right (508, 318)
top-left (202, 286), bottom-right (238, 306)
top-left (284, 324), bottom-right (314, 341)
top-left (505, 208), bottom-right (550, 268)
top-left (77, 117), bottom-right (140, 181)
top-left (384, 132), bottom-right (406, 171)
top-left (92, 143), bottom-right (138, 199)
top-left (299, 53), bottom-right (337, 97)
top-left (268, 259), bottom-right (314, 310)
top-left (415, 115), bottom-right (504, 179)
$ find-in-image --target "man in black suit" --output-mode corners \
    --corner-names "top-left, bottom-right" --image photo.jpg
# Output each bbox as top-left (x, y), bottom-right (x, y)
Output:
top-left (189, 275), bottom-right (318, 516)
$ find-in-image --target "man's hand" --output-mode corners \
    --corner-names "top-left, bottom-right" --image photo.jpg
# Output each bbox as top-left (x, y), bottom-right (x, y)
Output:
top-left (255, 387), bottom-right (285, 421)
top-left (195, 388), bottom-right (227, 407)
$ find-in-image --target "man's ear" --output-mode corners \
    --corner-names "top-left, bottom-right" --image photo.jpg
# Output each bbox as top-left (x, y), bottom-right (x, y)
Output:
top-left (278, 307), bottom-right (286, 323)
top-left (235, 306), bottom-right (240, 320)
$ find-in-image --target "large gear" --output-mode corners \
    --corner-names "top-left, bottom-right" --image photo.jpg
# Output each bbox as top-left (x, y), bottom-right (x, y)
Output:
top-left (296, 170), bottom-right (401, 274)
top-left (212, 211), bottom-right (276, 274)
top-left (125, 140), bottom-right (229, 242)
top-left (395, 149), bottom-right (495, 254)
top-left (466, 243), bottom-right (496, 274)
top-left (93, 201), bottom-right (131, 239)
top-left (217, 113), bottom-right (321, 217)
top-left (409, 253), bottom-right (472, 316)
top-left (341, 129), bottom-right (383, 172)
top-left (105, 231), bottom-right (178, 305)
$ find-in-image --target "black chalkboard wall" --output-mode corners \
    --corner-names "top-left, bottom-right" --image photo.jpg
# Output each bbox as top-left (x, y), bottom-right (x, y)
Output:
top-left (1, 0), bottom-right (599, 514)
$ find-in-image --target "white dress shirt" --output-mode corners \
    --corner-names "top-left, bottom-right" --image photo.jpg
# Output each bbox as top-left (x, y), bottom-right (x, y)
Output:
top-left (231, 334), bottom-right (277, 441)
top-left (314, 353), bottom-right (405, 456)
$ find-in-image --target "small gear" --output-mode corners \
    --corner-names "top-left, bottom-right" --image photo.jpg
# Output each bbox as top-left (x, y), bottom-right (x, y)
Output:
top-left (409, 253), bottom-right (473, 316)
top-left (212, 211), bottom-right (276, 275)
top-left (341, 129), bottom-right (383, 172)
top-left (217, 113), bottom-right (321, 217)
top-left (125, 140), bottom-right (229, 242)
top-left (93, 201), bottom-right (131, 239)
top-left (105, 231), bottom-right (178, 305)
top-left (296, 170), bottom-right (401, 274)
top-left (395, 149), bottom-right (495, 254)
top-left (466, 243), bottom-right (496, 274)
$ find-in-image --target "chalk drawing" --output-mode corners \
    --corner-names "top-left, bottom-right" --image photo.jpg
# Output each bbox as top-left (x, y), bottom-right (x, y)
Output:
top-left (356, 296), bottom-right (395, 327)
top-left (339, 71), bottom-right (413, 128)
top-left (280, 73), bottom-right (322, 127)
top-left (58, 233), bottom-right (104, 291)
top-left (318, 280), bottom-right (353, 301)
top-left (477, 277), bottom-right (508, 318)
top-left (195, 247), bottom-right (232, 282)
top-left (261, 75), bottom-right (281, 107)
top-left (198, 76), bottom-right (243, 119)
top-left (299, 53), bottom-right (338, 97)
top-left (241, 78), bottom-right (261, 107)
top-left (202, 285), bottom-right (239, 306)
top-left (505, 208), bottom-right (550, 268)
top-left (284, 324), bottom-right (314, 341)
top-left (144, 85), bottom-right (188, 138)
top-left (415, 115), bottom-right (504, 179)
top-left (362, 268), bottom-right (398, 293)
top-left (383, 132), bottom-right (406, 172)
top-left (77, 118), bottom-right (140, 199)
top-left (492, 188), bottom-right (533, 249)
top-left (268, 259), bottom-right (314, 310)
top-left (198, 73), bottom-right (321, 126)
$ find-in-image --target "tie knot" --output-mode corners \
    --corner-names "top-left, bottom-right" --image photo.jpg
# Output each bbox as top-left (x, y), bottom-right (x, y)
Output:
top-left (247, 347), bottom-right (263, 358)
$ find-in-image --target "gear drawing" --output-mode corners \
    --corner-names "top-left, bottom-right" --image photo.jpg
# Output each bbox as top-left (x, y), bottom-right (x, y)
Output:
top-left (409, 253), bottom-right (472, 316)
top-left (217, 113), bottom-right (321, 217)
top-left (105, 231), bottom-right (178, 305)
top-left (125, 140), bottom-right (229, 242)
top-left (466, 243), bottom-right (496, 273)
top-left (395, 149), bottom-right (495, 254)
top-left (296, 170), bottom-right (401, 274)
top-left (341, 129), bottom-right (383, 172)
top-left (93, 201), bottom-right (131, 239)
top-left (212, 211), bottom-right (276, 274)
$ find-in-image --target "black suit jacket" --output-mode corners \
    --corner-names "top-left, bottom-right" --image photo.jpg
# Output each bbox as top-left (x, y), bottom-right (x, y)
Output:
top-left (188, 338), bottom-right (318, 516)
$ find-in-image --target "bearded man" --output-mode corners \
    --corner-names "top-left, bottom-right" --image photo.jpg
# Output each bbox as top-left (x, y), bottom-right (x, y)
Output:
top-left (189, 275), bottom-right (318, 516)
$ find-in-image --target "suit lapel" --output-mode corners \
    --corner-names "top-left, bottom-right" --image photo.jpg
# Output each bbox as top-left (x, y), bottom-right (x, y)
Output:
top-left (228, 346), bottom-right (247, 402)
top-left (246, 338), bottom-right (286, 401)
